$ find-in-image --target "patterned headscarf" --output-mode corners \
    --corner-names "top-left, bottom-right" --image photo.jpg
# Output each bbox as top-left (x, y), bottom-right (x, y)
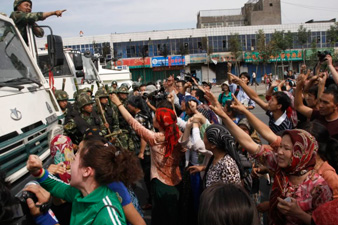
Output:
top-left (205, 124), bottom-right (245, 178)
top-left (155, 108), bottom-right (180, 157)
top-left (50, 135), bottom-right (75, 183)
top-left (269, 129), bottom-right (318, 225)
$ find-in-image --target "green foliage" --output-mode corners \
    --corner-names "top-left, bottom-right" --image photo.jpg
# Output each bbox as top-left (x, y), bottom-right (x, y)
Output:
top-left (326, 22), bottom-right (338, 47)
top-left (229, 33), bottom-right (242, 60)
top-left (297, 25), bottom-right (311, 47)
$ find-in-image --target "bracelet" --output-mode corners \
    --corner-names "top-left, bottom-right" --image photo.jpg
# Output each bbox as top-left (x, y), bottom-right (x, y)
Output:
top-left (117, 103), bottom-right (123, 107)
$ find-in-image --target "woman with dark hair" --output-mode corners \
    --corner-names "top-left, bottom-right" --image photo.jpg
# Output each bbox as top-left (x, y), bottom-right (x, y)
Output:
top-left (198, 183), bottom-right (259, 225)
top-left (186, 122), bottom-right (244, 189)
top-left (26, 140), bottom-right (139, 225)
top-left (205, 91), bottom-right (332, 225)
top-left (110, 94), bottom-right (184, 225)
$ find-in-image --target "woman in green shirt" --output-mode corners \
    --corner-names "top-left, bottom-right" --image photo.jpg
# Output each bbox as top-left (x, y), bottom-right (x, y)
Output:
top-left (26, 140), bottom-right (133, 225)
top-left (218, 81), bottom-right (232, 106)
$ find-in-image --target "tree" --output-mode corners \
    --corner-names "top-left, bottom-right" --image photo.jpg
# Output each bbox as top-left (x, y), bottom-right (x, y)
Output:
top-left (326, 22), bottom-right (338, 47)
top-left (159, 44), bottom-right (169, 76)
top-left (309, 40), bottom-right (318, 67)
top-left (297, 25), bottom-right (311, 64)
top-left (178, 42), bottom-right (189, 70)
top-left (256, 29), bottom-right (271, 75)
top-left (271, 30), bottom-right (288, 77)
top-left (228, 33), bottom-right (242, 74)
top-left (284, 30), bottom-right (294, 68)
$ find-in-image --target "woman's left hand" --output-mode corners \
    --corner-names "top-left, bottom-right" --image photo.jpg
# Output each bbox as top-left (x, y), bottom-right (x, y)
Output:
top-left (110, 93), bottom-right (122, 106)
top-left (277, 197), bottom-right (303, 216)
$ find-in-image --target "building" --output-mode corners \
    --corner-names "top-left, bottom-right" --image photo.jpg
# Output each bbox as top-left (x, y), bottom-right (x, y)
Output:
top-left (197, 0), bottom-right (281, 28)
top-left (37, 21), bottom-right (337, 84)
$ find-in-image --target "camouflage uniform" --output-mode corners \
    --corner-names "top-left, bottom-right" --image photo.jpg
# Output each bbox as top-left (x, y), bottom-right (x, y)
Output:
top-left (54, 90), bottom-right (74, 124)
top-left (93, 88), bottom-right (119, 133)
top-left (112, 86), bottom-right (135, 151)
top-left (10, 0), bottom-right (44, 44)
top-left (64, 93), bottom-right (106, 145)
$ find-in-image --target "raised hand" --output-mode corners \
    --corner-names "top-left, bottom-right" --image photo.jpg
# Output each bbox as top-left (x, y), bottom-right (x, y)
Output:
top-left (230, 94), bottom-right (247, 113)
top-left (26, 155), bottom-right (43, 174)
top-left (110, 93), bottom-right (122, 106)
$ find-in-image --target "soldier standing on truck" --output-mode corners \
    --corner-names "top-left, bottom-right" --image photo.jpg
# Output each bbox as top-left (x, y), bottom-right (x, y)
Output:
top-left (112, 86), bottom-right (135, 151)
top-left (10, 0), bottom-right (66, 44)
top-left (64, 93), bottom-right (107, 145)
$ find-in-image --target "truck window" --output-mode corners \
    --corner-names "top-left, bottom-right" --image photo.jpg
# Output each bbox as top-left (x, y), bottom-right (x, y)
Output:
top-left (38, 53), bottom-right (72, 78)
top-left (0, 20), bottom-right (40, 82)
top-left (82, 56), bottom-right (97, 80)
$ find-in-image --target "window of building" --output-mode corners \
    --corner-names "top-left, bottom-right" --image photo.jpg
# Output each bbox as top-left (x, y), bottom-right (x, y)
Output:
top-left (270, 3), bottom-right (273, 6)
top-left (222, 40), bottom-right (227, 49)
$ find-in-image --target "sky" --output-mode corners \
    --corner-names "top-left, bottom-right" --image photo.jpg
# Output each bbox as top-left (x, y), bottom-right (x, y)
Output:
top-left (1, 0), bottom-right (337, 38)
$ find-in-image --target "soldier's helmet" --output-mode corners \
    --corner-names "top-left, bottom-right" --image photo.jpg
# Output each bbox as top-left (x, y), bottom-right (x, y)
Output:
top-left (132, 82), bottom-right (140, 89)
top-left (111, 80), bottom-right (118, 86)
top-left (108, 86), bottom-right (116, 94)
top-left (76, 92), bottom-right (93, 109)
top-left (14, 0), bottom-right (32, 10)
top-left (117, 86), bottom-right (129, 94)
top-left (82, 87), bottom-right (92, 95)
top-left (55, 90), bottom-right (69, 101)
top-left (95, 88), bottom-right (109, 98)
top-left (120, 83), bottom-right (131, 89)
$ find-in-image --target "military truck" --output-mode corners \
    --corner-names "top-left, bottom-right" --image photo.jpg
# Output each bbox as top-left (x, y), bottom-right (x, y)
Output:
top-left (0, 14), bottom-right (63, 194)
top-left (38, 49), bottom-right (103, 100)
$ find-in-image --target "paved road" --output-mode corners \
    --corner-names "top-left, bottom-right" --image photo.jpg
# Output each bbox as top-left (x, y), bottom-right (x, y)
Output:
top-left (135, 85), bottom-right (271, 224)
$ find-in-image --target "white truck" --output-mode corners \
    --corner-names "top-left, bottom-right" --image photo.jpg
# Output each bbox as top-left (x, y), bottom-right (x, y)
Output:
top-left (95, 59), bottom-right (133, 88)
top-left (38, 49), bottom-right (103, 100)
top-left (0, 15), bottom-right (63, 194)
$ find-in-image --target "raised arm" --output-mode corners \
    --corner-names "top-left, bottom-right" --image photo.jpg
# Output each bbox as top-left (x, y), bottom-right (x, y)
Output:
top-left (317, 72), bottom-right (328, 100)
top-left (110, 94), bottom-right (157, 145)
top-left (42, 10), bottom-right (66, 20)
top-left (294, 74), bottom-right (313, 119)
top-left (204, 91), bottom-right (259, 154)
top-left (230, 74), bottom-right (268, 111)
top-left (230, 94), bottom-right (278, 144)
top-left (326, 55), bottom-right (338, 85)
top-left (192, 77), bottom-right (206, 93)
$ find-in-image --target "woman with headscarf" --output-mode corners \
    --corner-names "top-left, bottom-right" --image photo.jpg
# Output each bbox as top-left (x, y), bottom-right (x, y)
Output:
top-left (110, 94), bottom-right (184, 225)
top-left (205, 91), bottom-right (332, 225)
top-left (186, 122), bottom-right (244, 189)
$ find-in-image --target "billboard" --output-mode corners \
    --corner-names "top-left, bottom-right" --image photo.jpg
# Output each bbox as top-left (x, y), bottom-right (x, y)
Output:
top-left (115, 57), bottom-right (151, 69)
top-left (244, 50), bottom-right (303, 63)
top-left (151, 56), bottom-right (185, 67)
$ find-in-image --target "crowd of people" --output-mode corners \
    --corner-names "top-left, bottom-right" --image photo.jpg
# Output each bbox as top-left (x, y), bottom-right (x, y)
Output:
top-left (1, 0), bottom-right (337, 225)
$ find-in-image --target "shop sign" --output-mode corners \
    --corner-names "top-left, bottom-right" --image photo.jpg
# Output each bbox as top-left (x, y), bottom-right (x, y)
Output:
top-left (115, 57), bottom-right (151, 69)
top-left (244, 50), bottom-right (303, 63)
top-left (151, 56), bottom-right (185, 67)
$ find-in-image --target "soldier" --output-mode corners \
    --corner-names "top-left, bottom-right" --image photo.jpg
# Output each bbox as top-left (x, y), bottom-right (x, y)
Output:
top-left (54, 89), bottom-right (75, 126)
top-left (64, 92), bottom-right (106, 145)
top-left (94, 88), bottom-right (119, 133)
top-left (111, 86), bottom-right (135, 151)
top-left (10, 0), bottom-right (66, 44)
top-left (55, 90), bottom-right (70, 113)
top-left (111, 80), bottom-right (118, 91)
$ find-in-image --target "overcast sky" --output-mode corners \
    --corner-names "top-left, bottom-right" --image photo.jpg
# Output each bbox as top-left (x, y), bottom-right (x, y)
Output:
top-left (2, 0), bottom-right (337, 37)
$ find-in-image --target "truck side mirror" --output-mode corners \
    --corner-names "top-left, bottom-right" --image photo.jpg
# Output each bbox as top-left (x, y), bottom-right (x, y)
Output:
top-left (72, 53), bottom-right (83, 70)
top-left (47, 35), bottom-right (64, 67)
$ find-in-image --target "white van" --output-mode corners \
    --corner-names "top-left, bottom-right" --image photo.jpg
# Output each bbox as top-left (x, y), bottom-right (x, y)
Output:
top-left (0, 15), bottom-right (63, 194)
